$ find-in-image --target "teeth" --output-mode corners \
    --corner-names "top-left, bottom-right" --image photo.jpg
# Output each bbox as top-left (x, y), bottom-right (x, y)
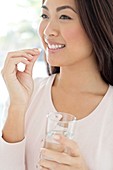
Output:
top-left (48, 44), bottom-right (65, 49)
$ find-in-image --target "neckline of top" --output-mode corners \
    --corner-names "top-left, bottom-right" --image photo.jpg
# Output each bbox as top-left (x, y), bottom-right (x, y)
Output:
top-left (47, 74), bottom-right (112, 123)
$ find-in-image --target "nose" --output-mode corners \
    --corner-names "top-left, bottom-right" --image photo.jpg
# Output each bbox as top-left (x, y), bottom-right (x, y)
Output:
top-left (44, 19), bottom-right (59, 38)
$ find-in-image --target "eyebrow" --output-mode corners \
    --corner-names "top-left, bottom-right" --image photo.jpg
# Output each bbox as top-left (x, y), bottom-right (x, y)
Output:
top-left (42, 5), bottom-right (78, 14)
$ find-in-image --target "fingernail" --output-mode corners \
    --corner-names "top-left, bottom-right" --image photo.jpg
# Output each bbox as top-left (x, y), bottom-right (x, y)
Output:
top-left (38, 48), bottom-right (42, 52)
top-left (33, 48), bottom-right (42, 53)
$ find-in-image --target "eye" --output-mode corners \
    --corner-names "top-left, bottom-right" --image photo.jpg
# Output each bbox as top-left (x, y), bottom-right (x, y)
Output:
top-left (59, 15), bottom-right (72, 20)
top-left (40, 14), bottom-right (49, 19)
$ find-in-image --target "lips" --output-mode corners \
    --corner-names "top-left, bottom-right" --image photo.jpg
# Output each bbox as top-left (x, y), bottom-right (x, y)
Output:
top-left (48, 44), bottom-right (65, 50)
top-left (45, 39), bottom-right (65, 50)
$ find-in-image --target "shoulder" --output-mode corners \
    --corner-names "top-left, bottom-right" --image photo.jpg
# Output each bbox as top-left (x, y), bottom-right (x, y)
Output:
top-left (107, 85), bottom-right (113, 98)
top-left (103, 85), bottom-right (113, 119)
top-left (31, 74), bottom-right (56, 97)
top-left (34, 74), bottom-right (55, 89)
top-left (109, 85), bottom-right (113, 91)
top-left (102, 85), bottom-right (113, 108)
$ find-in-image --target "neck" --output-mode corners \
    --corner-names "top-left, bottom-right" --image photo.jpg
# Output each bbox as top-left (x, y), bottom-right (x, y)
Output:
top-left (54, 56), bottom-right (107, 93)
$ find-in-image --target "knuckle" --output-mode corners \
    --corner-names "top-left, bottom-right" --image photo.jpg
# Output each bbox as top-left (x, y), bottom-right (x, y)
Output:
top-left (1, 69), bottom-right (4, 76)
top-left (1, 69), bottom-right (3, 73)
top-left (1, 68), bottom-right (6, 76)
top-left (7, 51), bottom-right (16, 58)
top-left (1, 70), bottom-right (6, 79)
top-left (7, 51), bottom-right (12, 56)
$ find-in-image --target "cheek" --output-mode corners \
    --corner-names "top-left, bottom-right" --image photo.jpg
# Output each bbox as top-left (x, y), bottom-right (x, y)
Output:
top-left (62, 25), bottom-right (92, 48)
top-left (61, 25), bottom-right (80, 43)
top-left (39, 22), bottom-right (43, 39)
top-left (38, 22), bottom-right (46, 47)
top-left (62, 29), bottom-right (77, 41)
top-left (39, 21), bottom-right (44, 36)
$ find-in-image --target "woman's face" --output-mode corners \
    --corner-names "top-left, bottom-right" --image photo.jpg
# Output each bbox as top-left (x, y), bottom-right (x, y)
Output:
top-left (39, 0), bottom-right (94, 67)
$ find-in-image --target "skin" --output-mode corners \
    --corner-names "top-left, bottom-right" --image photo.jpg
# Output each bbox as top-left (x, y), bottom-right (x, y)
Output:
top-left (39, 135), bottom-right (89, 170)
top-left (39, 0), bottom-right (108, 118)
top-left (1, 49), bottom-right (40, 142)
top-left (39, 0), bottom-right (94, 67)
top-left (38, 0), bottom-right (108, 169)
top-left (1, 0), bottom-right (108, 169)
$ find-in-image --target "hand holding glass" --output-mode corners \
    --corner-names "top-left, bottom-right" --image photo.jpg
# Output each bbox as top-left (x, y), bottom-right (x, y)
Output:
top-left (44, 112), bottom-right (76, 151)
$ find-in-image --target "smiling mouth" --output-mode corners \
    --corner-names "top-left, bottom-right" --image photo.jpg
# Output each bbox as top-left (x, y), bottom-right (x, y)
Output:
top-left (47, 44), bottom-right (65, 50)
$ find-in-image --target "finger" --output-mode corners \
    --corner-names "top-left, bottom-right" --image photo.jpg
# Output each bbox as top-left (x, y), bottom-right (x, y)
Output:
top-left (2, 57), bottom-right (30, 76)
top-left (40, 148), bottom-right (78, 166)
top-left (53, 135), bottom-right (80, 157)
top-left (39, 159), bottom-right (71, 170)
top-left (3, 53), bottom-right (33, 69)
top-left (4, 48), bottom-right (40, 65)
top-left (21, 48), bottom-right (41, 56)
top-left (10, 48), bottom-right (40, 57)
top-left (24, 52), bottom-right (40, 75)
top-left (7, 51), bottom-right (34, 59)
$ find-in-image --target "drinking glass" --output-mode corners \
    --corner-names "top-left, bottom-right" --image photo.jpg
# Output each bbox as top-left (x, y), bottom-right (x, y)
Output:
top-left (44, 111), bottom-right (76, 151)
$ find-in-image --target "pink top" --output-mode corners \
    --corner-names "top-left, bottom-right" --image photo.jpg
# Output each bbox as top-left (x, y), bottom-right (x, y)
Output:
top-left (0, 74), bottom-right (113, 170)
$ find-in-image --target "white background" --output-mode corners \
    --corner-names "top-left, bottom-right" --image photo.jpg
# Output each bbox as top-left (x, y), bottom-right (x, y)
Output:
top-left (0, 0), bottom-right (48, 126)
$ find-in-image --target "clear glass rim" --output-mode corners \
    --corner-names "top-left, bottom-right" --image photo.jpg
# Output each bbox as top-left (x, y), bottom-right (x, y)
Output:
top-left (47, 112), bottom-right (76, 123)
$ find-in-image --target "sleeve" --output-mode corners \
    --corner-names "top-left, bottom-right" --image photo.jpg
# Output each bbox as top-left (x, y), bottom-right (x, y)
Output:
top-left (0, 99), bottom-right (26, 170)
top-left (0, 137), bottom-right (26, 170)
top-left (0, 77), bottom-right (46, 170)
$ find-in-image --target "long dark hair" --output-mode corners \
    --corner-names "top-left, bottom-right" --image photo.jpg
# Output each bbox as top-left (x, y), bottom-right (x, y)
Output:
top-left (42, 0), bottom-right (113, 85)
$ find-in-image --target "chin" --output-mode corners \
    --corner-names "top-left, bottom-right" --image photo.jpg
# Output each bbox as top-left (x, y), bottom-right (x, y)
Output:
top-left (46, 57), bottom-right (60, 66)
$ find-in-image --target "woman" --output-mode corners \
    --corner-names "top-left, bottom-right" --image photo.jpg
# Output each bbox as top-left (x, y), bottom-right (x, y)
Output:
top-left (0, 0), bottom-right (113, 169)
